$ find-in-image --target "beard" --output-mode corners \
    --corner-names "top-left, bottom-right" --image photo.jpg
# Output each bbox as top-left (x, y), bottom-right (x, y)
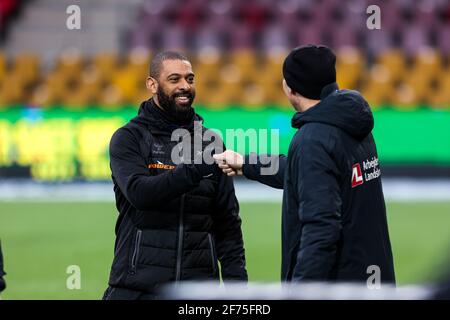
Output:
top-left (156, 86), bottom-right (195, 124)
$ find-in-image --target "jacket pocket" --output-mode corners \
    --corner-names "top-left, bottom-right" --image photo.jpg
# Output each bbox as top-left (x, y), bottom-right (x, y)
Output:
top-left (130, 229), bottom-right (142, 275)
top-left (207, 233), bottom-right (217, 274)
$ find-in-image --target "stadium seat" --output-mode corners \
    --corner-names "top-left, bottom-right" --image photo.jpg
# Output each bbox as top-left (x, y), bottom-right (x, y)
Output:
top-left (92, 52), bottom-right (119, 82)
top-left (375, 50), bottom-right (406, 82)
top-left (11, 53), bottom-right (40, 87)
top-left (413, 48), bottom-right (443, 77)
top-left (360, 64), bottom-right (395, 108)
top-left (336, 47), bottom-right (363, 90)
top-left (1, 0), bottom-right (449, 109)
top-left (55, 51), bottom-right (85, 82)
top-left (126, 48), bottom-right (151, 80)
top-left (0, 73), bottom-right (26, 106)
top-left (429, 70), bottom-right (450, 109)
top-left (392, 83), bottom-right (419, 109)
top-left (0, 52), bottom-right (6, 83)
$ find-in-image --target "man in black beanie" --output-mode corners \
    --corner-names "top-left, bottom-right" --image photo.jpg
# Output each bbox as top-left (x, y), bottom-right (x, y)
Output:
top-left (214, 44), bottom-right (396, 285)
top-left (282, 44), bottom-right (336, 102)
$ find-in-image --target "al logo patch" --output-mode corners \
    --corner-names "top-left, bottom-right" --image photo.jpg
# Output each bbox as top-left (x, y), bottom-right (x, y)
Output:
top-left (351, 163), bottom-right (364, 188)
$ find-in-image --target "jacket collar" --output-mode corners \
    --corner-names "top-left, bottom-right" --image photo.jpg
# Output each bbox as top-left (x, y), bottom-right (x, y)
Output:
top-left (136, 99), bottom-right (203, 135)
top-left (320, 82), bottom-right (339, 99)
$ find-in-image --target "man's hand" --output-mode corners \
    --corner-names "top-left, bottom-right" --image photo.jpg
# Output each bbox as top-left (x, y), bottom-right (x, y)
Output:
top-left (213, 150), bottom-right (244, 176)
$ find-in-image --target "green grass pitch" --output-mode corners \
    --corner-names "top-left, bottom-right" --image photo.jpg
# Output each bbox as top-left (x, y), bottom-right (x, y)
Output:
top-left (1, 201), bottom-right (450, 299)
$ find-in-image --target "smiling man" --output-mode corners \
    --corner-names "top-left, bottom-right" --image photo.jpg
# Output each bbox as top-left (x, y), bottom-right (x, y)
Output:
top-left (103, 51), bottom-right (247, 300)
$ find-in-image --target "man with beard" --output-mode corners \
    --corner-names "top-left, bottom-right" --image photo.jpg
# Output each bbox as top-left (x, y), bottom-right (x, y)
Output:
top-left (103, 51), bottom-right (247, 300)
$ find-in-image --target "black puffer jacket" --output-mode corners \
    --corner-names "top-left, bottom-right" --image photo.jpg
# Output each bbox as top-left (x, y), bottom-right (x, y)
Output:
top-left (243, 83), bottom-right (395, 284)
top-left (107, 99), bottom-right (247, 294)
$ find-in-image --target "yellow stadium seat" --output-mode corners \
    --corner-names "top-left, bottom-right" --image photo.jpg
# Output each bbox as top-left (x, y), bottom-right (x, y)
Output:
top-left (133, 88), bottom-right (151, 106)
top-left (56, 50), bottom-right (85, 82)
top-left (229, 50), bottom-right (258, 71)
top-left (227, 50), bottom-right (260, 84)
top-left (190, 51), bottom-right (224, 108)
top-left (360, 84), bottom-right (384, 109)
top-left (401, 70), bottom-right (432, 102)
top-left (413, 48), bottom-right (442, 77)
top-left (429, 70), bottom-right (450, 109)
top-left (29, 83), bottom-right (56, 107)
top-left (359, 64), bottom-right (394, 107)
top-left (109, 65), bottom-right (142, 104)
top-left (43, 73), bottom-right (71, 105)
top-left (65, 82), bottom-right (102, 109)
top-left (336, 47), bottom-right (363, 90)
top-left (392, 83), bottom-right (420, 109)
top-left (1, 49), bottom-right (445, 109)
top-left (99, 84), bottom-right (126, 109)
top-left (271, 90), bottom-right (291, 109)
top-left (265, 50), bottom-right (287, 72)
top-left (404, 50), bottom-right (443, 107)
top-left (11, 53), bottom-right (40, 86)
top-left (0, 52), bottom-right (6, 83)
top-left (0, 73), bottom-right (26, 105)
top-left (92, 52), bottom-right (119, 81)
top-left (200, 80), bottom-right (239, 108)
top-left (126, 48), bottom-right (151, 78)
top-left (250, 71), bottom-right (282, 106)
top-left (375, 49), bottom-right (406, 82)
top-left (240, 82), bottom-right (269, 109)
top-left (81, 64), bottom-right (105, 87)
top-left (193, 50), bottom-right (222, 74)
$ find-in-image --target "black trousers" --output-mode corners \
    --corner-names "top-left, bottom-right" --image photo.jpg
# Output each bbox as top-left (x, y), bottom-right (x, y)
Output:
top-left (102, 286), bottom-right (159, 300)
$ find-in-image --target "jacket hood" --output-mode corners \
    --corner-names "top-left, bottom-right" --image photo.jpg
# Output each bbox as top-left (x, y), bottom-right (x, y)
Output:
top-left (133, 99), bottom-right (204, 134)
top-left (291, 82), bottom-right (374, 140)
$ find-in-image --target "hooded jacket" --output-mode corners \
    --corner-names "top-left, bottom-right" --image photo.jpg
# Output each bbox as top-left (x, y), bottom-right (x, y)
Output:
top-left (243, 83), bottom-right (395, 284)
top-left (106, 99), bottom-right (247, 295)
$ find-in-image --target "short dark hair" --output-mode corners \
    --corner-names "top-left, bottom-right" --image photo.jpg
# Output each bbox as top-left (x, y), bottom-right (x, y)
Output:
top-left (150, 51), bottom-right (189, 79)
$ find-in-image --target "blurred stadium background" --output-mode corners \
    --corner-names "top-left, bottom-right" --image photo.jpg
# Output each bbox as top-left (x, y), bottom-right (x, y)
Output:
top-left (0, 0), bottom-right (450, 299)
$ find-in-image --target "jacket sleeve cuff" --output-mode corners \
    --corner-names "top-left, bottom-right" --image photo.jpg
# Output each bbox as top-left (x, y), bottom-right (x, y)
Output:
top-left (242, 153), bottom-right (260, 180)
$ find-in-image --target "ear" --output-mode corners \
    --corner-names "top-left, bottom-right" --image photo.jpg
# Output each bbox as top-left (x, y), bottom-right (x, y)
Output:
top-left (146, 76), bottom-right (158, 95)
top-left (282, 79), bottom-right (295, 97)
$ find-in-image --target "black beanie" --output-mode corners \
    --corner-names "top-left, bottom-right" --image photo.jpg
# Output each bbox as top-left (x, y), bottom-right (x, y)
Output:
top-left (283, 44), bottom-right (336, 100)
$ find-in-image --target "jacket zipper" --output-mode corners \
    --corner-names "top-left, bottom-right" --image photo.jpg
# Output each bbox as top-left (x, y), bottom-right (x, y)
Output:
top-left (130, 229), bottom-right (142, 274)
top-left (207, 233), bottom-right (217, 274)
top-left (175, 195), bottom-right (185, 282)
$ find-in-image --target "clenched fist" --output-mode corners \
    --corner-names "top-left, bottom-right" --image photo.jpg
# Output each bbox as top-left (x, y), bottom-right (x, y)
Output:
top-left (213, 150), bottom-right (244, 176)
